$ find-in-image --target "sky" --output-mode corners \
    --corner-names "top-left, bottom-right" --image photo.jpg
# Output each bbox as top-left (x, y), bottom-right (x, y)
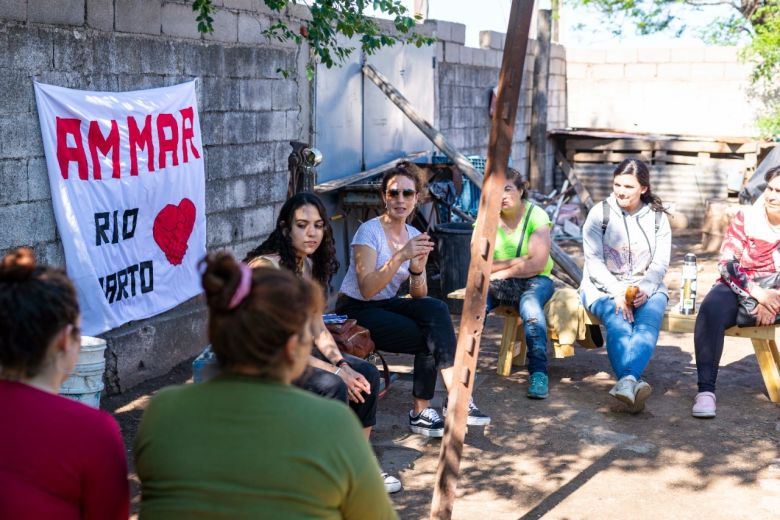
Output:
top-left (375, 0), bottom-right (744, 48)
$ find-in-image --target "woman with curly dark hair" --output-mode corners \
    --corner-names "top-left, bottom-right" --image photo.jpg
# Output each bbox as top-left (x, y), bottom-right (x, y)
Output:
top-left (244, 192), bottom-right (399, 493)
top-left (245, 192), bottom-right (340, 290)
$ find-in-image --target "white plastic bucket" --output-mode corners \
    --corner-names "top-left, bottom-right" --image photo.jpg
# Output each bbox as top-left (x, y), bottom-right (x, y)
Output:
top-left (59, 336), bottom-right (106, 408)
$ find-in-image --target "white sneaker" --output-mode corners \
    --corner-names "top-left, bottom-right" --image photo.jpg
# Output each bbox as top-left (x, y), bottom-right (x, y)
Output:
top-left (632, 381), bottom-right (652, 413)
top-left (609, 376), bottom-right (651, 413)
top-left (609, 375), bottom-right (637, 406)
top-left (381, 471), bottom-right (402, 494)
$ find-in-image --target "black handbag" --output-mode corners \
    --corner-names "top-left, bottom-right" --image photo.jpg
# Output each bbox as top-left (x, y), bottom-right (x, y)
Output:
top-left (488, 203), bottom-right (535, 308)
top-left (736, 273), bottom-right (780, 327)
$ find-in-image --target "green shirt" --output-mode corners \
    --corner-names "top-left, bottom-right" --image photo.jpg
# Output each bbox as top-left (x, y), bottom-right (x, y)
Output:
top-left (135, 375), bottom-right (397, 520)
top-left (493, 203), bottom-right (554, 277)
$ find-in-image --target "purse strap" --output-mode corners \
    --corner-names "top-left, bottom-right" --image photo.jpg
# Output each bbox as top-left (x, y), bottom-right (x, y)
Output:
top-left (514, 201), bottom-right (536, 258)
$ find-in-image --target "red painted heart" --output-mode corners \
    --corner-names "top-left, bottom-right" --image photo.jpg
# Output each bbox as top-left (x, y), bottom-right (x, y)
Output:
top-left (153, 198), bottom-right (196, 266)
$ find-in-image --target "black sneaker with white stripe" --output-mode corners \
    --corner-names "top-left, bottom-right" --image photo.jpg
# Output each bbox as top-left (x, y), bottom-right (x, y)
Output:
top-left (443, 397), bottom-right (491, 426)
top-left (408, 407), bottom-right (445, 437)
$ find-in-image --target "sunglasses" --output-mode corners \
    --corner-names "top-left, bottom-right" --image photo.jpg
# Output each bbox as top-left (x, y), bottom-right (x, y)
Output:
top-left (386, 189), bottom-right (417, 199)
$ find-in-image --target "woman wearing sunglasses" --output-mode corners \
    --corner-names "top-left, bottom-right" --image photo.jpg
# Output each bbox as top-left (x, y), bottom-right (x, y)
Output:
top-left (336, 162), bottom-right (490, 438)
top-left (0, 248), bottom-right (129, 519)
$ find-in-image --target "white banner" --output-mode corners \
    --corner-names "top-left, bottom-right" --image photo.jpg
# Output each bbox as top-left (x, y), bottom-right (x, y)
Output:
top-left (34, 81), bottom-right (206, 335)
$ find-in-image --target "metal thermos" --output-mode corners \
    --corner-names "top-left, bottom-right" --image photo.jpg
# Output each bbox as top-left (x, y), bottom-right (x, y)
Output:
top-left (680, 253), bottom-right (698, 315)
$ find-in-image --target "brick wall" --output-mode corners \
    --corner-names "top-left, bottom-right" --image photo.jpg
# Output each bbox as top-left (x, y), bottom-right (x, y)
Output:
top-left (567, 46), bottom-right (756, 136)
top-left (0, 0), bottom-right (310, 392)
top-left (432, 21), bottom-right (567, 180)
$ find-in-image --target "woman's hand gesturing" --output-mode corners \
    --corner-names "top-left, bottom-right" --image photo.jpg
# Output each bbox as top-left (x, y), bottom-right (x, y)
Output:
top-left (400, 234), bottom-right (434, 262)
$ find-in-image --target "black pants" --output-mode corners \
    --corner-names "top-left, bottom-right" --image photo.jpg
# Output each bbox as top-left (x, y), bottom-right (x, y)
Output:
top-left (336, 295), bottom-right (456, 401)
top-left (694, 283), bottom-right (739, 393)
top-left (295, 350), bottom-right (380, 428)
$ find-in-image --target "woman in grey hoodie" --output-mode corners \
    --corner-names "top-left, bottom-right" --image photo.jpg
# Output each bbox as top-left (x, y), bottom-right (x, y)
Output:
top-left (579, 159), bottom-right (671, 412)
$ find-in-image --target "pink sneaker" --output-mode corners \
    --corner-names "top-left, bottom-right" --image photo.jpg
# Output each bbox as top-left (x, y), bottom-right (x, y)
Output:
top-left (692, 392), bottom-right (716, 418)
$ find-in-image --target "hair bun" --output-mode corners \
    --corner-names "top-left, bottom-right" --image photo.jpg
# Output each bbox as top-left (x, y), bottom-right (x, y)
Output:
top-left (201, 252), bottom-right (243, 312)
top-left (0, 247), bottom-right (37, 282)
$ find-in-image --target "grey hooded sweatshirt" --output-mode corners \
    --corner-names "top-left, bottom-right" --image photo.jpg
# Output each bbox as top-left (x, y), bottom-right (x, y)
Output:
top-left (579, 194), bottom-right (672, 308)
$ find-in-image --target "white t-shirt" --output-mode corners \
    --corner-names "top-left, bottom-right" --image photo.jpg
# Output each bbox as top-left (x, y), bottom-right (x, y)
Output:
top-left (339, 217), bottom-right (421, 301)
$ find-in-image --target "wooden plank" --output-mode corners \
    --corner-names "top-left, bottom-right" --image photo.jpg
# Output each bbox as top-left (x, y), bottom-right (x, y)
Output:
top-left (430, 1), bottom-right (534, 517)
top-left (566, 138), bottom-right (757, 155)
top-left (529, 9), bottom-right (552, 192)
top-left (569, 151), bottom-right (652, 163)
top-left (550, 242), bottom-right (582, 286)
top-left (362, 64), bottom-right (484, 189)
top-left (556, 151), bottom-right (594, 210)
top-left (751, 339), bottom-right (780, 402)
top-left (313, 151), bottom-right (427, 194)
top-left (497, 314), bottom-right (520, 376)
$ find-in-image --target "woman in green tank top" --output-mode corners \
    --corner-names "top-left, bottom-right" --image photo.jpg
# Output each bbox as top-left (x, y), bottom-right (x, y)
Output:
top-left (489, 169), bottom-right (555, 399)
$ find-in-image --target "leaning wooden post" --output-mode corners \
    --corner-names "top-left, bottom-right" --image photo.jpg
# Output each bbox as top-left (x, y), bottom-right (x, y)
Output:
top-left (429, 1), bottom-right (534, 518)
top-left (529, 8), bottom-right (552, 193)
top-left (362, 63), bottom-right (484, 189)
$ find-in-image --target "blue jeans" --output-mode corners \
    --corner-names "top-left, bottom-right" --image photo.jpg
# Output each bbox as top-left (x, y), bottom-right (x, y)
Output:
top-left (488, 275), bottom-right (555, 375)
top-left (589, 293), bottom-right (668, 380)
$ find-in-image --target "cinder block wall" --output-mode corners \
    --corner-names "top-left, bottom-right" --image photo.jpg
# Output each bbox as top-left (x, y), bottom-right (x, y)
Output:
top-left (432, 21), bottom-right (567, 180)
top-left (0, 0), bottom-right (310, 392)
top-left (567, 46), bottom-right (756, 136)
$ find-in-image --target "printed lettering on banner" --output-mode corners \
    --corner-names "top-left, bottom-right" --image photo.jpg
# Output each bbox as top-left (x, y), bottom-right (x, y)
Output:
top-left (34, 81), bottom-right (206, 335)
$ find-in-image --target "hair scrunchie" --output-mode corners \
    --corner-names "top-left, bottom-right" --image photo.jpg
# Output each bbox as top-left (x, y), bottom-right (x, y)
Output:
top-left (228, 263), bottom-right (253, 310)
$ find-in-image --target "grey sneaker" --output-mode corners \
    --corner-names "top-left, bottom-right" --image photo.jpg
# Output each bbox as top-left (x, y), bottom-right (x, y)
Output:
top-left (631, 381), bottom-right (652, 413)
top-left (409, 407), bottom-right (444, 437)
top-left (609, 375), bottom-right (637, 406)
top-left (610, 376), bottom-right (651, 413)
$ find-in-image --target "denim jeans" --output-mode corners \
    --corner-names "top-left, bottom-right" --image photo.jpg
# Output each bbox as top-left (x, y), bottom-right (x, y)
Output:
top-left (487, 275), bottom-right (555, 375)
top-left (589, 293), bottom-right (668, 380)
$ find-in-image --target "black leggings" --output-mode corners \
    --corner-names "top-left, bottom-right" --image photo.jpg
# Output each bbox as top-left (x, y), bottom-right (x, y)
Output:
top-left (295, 350), bottom-right (380, 428)
top-left (336, 295), bottom-right (456, 401)
top-left (694, 283), bottom-right (739, 393)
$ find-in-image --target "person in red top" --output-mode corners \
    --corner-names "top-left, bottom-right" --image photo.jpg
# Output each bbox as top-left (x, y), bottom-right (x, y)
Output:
top-left (0, 247), bottom-right (129, 520)
top-left (693, 166), bottom-right (780, 418)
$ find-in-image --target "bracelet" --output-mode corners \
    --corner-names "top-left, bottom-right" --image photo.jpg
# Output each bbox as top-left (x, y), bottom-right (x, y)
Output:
top-left (409, 268), bottom-right (424, 276)
top-left (334, 367), bottom-right (342, 376)
top-left (335, 358), bottom-right (349, 368)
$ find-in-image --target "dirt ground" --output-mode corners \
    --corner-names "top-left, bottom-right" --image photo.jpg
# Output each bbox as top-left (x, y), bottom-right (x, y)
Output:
top-left (106, 230), bottom-right (780, 519)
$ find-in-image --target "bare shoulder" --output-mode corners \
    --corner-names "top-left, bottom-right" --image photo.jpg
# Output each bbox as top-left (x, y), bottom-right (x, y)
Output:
top-left (247, 254), bottom-right (281, 269)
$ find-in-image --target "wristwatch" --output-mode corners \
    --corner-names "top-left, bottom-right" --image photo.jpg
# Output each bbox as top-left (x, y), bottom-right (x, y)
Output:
top-left (335, 358), bottom-right (350, 368)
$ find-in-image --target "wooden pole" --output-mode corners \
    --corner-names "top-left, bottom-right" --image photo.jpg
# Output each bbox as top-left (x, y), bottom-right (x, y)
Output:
top-left (429, 1), bottom-right (534, 518)
top-left (529, 9), bottom-right (552, 193)
top-left (556, 151), bottom-right (595, 210)
top-left (362, 63), bottom-right (485, 189)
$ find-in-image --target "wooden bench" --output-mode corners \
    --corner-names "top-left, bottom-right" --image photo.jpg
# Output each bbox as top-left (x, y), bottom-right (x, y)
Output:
top-left (448, 287), bottom-right (780, 403)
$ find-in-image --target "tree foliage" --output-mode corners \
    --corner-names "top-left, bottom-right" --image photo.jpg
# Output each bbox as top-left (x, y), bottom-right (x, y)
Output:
top-left (193, 0), bottom-right (434, 79)
top-left (573, 0), bottom-right (780, 137)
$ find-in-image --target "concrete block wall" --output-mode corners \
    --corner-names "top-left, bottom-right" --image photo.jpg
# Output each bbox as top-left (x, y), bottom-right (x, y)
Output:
top-left (567, 45), bottom-right (756, 136)
top-left (432, 21), bottom-right (566, 180)
top-left (0, 0), bottom-right (310, 392)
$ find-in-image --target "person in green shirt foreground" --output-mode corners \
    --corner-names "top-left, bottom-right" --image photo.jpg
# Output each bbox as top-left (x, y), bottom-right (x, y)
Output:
top-left (135, 253), bottom-right (398, 520)
top-left (488, 168), bottom-right (555, 399)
